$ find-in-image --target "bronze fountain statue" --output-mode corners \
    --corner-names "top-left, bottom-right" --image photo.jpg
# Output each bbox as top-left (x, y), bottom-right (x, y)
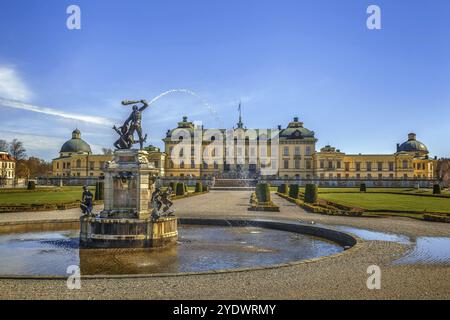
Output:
top-left (113, 99), bottom-right (149, 150)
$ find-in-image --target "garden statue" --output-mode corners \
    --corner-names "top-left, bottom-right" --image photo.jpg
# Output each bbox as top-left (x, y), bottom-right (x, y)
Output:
top-left (80, 185), bottom-right (93, 216)
top-left (113, 99), bottom-right (149, 150)
top-left (151, 186), bottom-right (175, 220)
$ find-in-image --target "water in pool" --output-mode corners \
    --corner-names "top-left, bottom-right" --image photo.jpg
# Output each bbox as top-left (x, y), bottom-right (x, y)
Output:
top-left (0, 225), bottom-right (343, 276)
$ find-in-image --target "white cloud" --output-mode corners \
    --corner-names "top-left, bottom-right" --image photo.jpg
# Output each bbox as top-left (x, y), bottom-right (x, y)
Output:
top-left (0, 66), bottom-right (32, 101)
top-left (0, 97), bottom-right (115, 126)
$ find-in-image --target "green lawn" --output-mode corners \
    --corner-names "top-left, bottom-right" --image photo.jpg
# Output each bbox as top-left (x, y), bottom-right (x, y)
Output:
top-left (319, 192), bottom-right (450, 213)
top-left (0, 186), bottom-right (91, 205)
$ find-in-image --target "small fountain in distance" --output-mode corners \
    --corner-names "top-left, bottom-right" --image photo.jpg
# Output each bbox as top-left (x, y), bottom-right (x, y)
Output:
top-left (79, 99), bottom-right (177, 248)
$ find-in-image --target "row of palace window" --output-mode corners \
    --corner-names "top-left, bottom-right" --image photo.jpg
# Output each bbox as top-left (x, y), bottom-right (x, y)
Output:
top-left (317, 160), bottom-right (409, 171)
top-left (169, 147), bottom-right (270, 158)
top-left (282, 146), bottom-right (312, 156)
top-left (56, 161), bottom-right (106, 170)
top-left (169, 145), bottom-right (315, 158)
top-left (1, 162), bottom-right (15, 169)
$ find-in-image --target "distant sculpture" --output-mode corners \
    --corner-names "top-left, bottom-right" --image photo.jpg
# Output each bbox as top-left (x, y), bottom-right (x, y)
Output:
top-left (151, 186), bottom-right (174, 220)
top-left (80, 185), bottom-right (94, 216)
top-left (113, 99), bottom-right (149, 150)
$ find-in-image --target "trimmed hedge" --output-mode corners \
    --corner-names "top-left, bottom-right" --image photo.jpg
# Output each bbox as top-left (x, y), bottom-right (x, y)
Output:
top-left (304, 184), bottom-right (318, 204)
top-left (195, 182), bottom-right (203, 193)
top-left (278, 183), bottom-right (288, 194)
top-left (256, 183), bottom-right (271, 203)
top-left (94, 181), bottom-right (104, 201)
top-left (289, 184), bottom-right (300, 199)
top-left (423, 214), bottom-right (450, 223)
top-left (176, 183), bottom-right (185, 196)
top-left (360, 183), bottom-right (367, 192)
top-left (169, 182), bottom-right (177, 192)
top-left (433, 184), bottom-right (441, 195)
top-left (27, 181), bottom-right (36, 190)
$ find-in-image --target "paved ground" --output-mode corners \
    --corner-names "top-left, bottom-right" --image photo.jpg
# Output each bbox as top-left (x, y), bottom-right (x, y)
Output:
top-left (0, 191), bottom-right (449, 300)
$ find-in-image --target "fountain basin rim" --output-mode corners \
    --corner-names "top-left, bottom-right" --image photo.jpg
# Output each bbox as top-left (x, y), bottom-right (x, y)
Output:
top-left (0, 217), bottom-right (364, 280)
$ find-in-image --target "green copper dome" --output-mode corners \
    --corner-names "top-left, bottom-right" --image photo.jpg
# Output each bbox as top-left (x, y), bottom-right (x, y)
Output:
top-left (60, 129), bottom-right (92, 154)
top-left (279, 117), bottom-right (315, 139)
top-left (397, 133), bottom-right (428, 154)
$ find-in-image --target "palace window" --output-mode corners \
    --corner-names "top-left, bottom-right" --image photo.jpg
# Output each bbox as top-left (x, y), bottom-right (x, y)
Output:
top-left (294, 147), bottom-right (300, 156)
top-left (294, 159), bottom-right (300, 169)
top-left (337, 173), bottom-right (341, 179)
top-left (345, 162), bottom-right (350, 171)
top-left (191, 160), bottom-right (195, 169)
top-left (283, 147), bottom-right (289, 156)
top-left (305, 146), bottom-right (311, 156)
top-left (76, 159), bottom-right (81, 168)
top-left (328, 161), bottom-right (333, 169)
top-left (89, 161), bottom-right (95, 171)
top-left (56, 162), bottom-right (59, 169)
top-left (305, 160), bottom-right (312, 170)
top-left (402, 160), bottom-right (408, 169)
top-left (284, 160), bottom-right (289, 169)
top-left (320, 160), bottom-right (324, 169)
top-left (377, 162), bottom-right (383, 171)
top-left (389, 162), bottom-right (394, 171)
top-left (356, 162), bottom-right (361, 171)
top-left (180, 161), bottom-right (185, 169)
top-left (336, 161), bottom-right (341, 169)
top-left (366, 162), bottom-right (372, 171)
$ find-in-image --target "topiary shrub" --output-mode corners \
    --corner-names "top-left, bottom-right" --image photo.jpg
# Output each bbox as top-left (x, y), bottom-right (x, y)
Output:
top-left (278, 183), bottom-right (288, 194)
top-left (289, 184), bottom-right (299, 199)
top-left (94, 181), bottom-right (104, 200)
top-left (195, 182), bottom-right (203, 193)
top-left (360, 183), bottom-right (367, 192)
top-left (176, 183), bottom-right (185, 196)
top-left (27, 181), bottom-right (36, 190)
top-left (304, 184), bottom-right (318, 204)
top-left (433, 184), bottom-right (441, 195)
top-left (256, 183), bottom-right (271, 203)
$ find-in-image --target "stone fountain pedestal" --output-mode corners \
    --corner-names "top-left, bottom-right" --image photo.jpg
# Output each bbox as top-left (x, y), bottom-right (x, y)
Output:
top-left (80, 149), bottom-right (177, 248)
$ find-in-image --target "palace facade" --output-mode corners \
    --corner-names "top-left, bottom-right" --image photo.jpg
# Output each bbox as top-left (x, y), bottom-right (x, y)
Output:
top-left (0, 151), bottom-right (15, 186)
top-left (164, 116), bottom-right (436, 180)
top-left (51, 116), bottom-right (437, 182)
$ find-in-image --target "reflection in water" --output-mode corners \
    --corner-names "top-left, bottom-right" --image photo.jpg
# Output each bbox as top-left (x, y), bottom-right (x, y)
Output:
top-left (334, 226), bottom-right (410, 244)
top-left (0, 226), bottom-right (343, 276)
top-left (394, 237), bottom-right (450, 265)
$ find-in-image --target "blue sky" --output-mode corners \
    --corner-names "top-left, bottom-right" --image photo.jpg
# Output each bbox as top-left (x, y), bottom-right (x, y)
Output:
top-left (0, 0), bottom-right (449, 160)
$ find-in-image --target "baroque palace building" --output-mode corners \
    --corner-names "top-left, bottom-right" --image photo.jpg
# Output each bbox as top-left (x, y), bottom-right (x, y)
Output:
top-left (163, 115), bottom-right (436, 180)
top-left (51, 116), bottom-right (436, 182)
top-left (0, 151), bottom-right (15, 186)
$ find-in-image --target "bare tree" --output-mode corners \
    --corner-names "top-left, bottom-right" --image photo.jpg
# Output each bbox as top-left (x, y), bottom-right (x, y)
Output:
top-left (102, 148), bottom-right (113, 155)
top-left (436, 159), bottom-right (450, 187)
top-left (0, 140), bottom-right (8, 152)
top-left (9, 139), bottom-right (26, 160)
top-left (0, 165), bottom-right (7, 187)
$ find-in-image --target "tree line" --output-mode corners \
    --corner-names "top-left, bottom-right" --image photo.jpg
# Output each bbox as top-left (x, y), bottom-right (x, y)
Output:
top-left (0, 139), bottom-right (51, 182)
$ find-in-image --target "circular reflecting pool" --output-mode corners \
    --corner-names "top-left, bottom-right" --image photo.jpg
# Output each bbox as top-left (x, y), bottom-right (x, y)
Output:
top-left (0, 225), bottom-right (343, 276)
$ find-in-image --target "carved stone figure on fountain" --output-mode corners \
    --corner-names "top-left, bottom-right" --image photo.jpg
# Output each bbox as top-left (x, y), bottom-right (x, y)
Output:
top-left (151, 186), bottom-right (175, 220)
